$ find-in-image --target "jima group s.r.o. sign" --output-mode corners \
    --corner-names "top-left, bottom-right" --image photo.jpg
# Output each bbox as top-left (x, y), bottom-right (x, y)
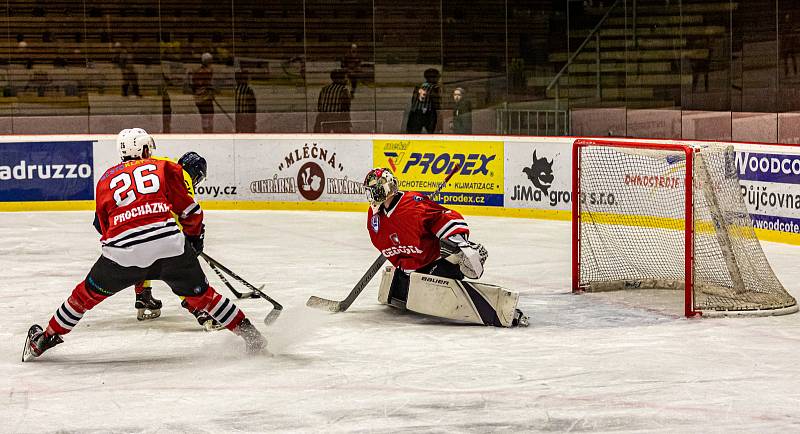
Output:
top-left (373, 139), bottom-right (504, 207)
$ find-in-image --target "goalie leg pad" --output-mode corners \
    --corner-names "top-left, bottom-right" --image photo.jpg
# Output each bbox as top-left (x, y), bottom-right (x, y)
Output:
top-left (378, 266), bottom-right (393, 305)
top-left (377, 266), bottom-right (409, 309)
top-left (405, 273), bottom-right (520, 327)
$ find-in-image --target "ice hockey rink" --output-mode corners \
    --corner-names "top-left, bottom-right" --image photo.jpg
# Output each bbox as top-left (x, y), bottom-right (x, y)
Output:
top-left (4, 210), bottom-right (800, 433)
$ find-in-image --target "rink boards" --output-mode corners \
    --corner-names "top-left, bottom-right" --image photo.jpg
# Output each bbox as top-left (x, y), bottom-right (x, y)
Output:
top-left (1, 133), bottom-right (800, 245)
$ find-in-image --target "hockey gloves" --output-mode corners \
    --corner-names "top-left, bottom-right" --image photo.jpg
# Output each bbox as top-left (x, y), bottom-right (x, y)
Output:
top-left (186, 226), bottom-right (205, 256)
top-left (446, 234), bottom-right (488, 279)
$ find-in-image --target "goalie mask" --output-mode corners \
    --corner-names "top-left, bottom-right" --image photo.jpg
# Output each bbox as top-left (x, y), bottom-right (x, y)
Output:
top-left (364, 168), bottom-right (398, 209)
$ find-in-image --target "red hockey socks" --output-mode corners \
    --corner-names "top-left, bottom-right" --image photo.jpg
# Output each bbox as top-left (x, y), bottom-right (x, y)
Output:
top-left (182, 286), bottom-right (245, 331)
top-left (47, 279), bottom-right (109, 336)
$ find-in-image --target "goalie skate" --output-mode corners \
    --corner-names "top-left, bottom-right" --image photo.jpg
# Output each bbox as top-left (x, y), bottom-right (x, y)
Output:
top-left (512, 309), bottom-right (529, 327)
top-left (22, 324), bottom-right (63, 362)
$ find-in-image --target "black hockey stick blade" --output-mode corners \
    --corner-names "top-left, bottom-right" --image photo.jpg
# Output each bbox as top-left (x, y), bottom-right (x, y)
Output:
top-left (306, 254), bottom-right (387, 312)
top-left (204, 257), bottom-right (256, 299)
top-left (201, 253), bottom-right (283, 325)
top-left (260, 285), bottom-right (283, 325)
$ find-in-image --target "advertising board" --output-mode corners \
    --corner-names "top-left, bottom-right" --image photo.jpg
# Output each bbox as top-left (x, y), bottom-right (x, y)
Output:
top-left (504, 138), bottom-right (573, 212)
top-left (373, 139), bottom-right (504, 207)
top-left (1, 133), bottom-right (800, 245)
top-left (735, 148), bottom-right (800, 237)
top-left (240, 138), bottom-right (371, 203)
top-left (0, 140), bottom-right (94, 202)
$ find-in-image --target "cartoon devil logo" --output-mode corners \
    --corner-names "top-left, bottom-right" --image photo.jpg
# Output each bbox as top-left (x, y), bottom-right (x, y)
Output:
top-left (522, 150), bottom-right (554, 194)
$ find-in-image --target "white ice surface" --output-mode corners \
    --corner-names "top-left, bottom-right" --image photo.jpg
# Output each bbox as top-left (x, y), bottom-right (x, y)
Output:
top-left (3, 210), bottom-right (800, 433)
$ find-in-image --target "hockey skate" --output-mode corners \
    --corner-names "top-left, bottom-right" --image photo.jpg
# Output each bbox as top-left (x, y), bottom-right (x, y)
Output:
top-left (234, 319), bottom-right (267, 354)
top-left (22, 324), bottom-right (63, 362)
top-left (195, 311), bottom-right (225, 332)
top-left (181, 299), bottom-right (224, 331)
top-left (135, 287), bottom-right (162, 321)
top-left (512, 309), bottom-right (529, 327)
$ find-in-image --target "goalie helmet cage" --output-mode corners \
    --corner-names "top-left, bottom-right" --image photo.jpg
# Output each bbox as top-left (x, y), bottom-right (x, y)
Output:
top-left (572, 138), bottom-right (798, 318)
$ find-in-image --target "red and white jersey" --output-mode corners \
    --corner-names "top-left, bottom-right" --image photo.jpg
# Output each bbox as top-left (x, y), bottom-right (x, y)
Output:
top-left (367, 191), bottom-right (469, 272)
top-left (95, 158), bottom-right (203, 267)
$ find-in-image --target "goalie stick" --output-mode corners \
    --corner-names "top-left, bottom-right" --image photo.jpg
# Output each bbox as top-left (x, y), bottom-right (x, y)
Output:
top-left (306, 164), bottom-right (461, 312)
top-left (200, 253), bottom-right (283, 325)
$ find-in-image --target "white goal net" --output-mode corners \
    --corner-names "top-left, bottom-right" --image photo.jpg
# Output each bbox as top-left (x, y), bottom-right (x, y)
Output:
top-left (573, 139), bottom-right (797, 317)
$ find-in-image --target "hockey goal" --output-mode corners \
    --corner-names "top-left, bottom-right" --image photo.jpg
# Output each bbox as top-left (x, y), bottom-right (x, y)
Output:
top-left (572, 139), bottom-right (798, 317)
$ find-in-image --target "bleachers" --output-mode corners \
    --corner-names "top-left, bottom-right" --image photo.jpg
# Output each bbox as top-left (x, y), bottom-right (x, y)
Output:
top-left (0, 1), bottom-right (483, 121)
top-left (543, 0), bottom-right (737, 109)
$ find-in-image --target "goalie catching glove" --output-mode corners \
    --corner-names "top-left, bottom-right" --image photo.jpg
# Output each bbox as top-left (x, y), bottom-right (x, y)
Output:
top-left (443, 234), bottom-right (488, 279)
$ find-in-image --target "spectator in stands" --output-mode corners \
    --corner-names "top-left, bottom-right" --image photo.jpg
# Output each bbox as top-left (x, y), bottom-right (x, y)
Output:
top-left (423, 68), bottom-right (442, 109)
top-left (341, 43), bottom-right (361, 96)
top-left (691, 37), bottom-right (710, 93)
top-left (450, 87), bottom-right (472, 134)
top-left (406, 68), bottom-right (443, 134)
top-left (160, 73), bottom-right (172, 133)
top-left (192, 52), bottom-right (215, 133)
top-left (781, 12), bottom-right (798, 77)
top-left (17, 36), bottom-right (32, 69)
top-left (314, 69), bottom-right (351, 133)
top-left (406, 82), bottom-right (438, 134)
top-left (113, 42), bottom-right (141, 97)
top-left (234, 70), bottom-right (257, 133)
top-left (120, 52), bottom-right (141, 98)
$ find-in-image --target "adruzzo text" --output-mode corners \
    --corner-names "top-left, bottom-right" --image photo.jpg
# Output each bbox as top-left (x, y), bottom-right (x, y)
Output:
top-left (0, 160), bottom-right (92, 180)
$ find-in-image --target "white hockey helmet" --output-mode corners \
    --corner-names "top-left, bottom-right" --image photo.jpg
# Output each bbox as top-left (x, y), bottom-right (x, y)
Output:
top-left (117, 128), bottom-right (155, 160)
top-left (364, 167), bottom-right (399, 209)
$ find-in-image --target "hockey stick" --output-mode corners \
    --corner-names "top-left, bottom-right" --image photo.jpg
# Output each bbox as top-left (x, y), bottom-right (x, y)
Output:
top-left (200, 253), bottom-right (283, 325)
top-left (203, 256), bottom-right (257, 299)
top-left (306, 164), bottom-right (461, 312)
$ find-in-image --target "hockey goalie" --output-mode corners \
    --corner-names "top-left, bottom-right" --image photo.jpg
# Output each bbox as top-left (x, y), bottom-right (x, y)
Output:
top-left (363, 168), bottom-right (528, 327)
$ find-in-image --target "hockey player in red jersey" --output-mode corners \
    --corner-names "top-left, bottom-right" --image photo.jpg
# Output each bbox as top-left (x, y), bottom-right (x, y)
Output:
top-left (127, 150), bottom-right (223, 331)
top-left (364, 167), bottom-right (527, 327)
top-left (23, 128), bottom-right (266, 360)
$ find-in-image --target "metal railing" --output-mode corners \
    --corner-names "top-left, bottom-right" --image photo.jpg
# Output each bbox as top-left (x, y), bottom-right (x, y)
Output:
top-left (545, 0), bottom-right (623, 110)
top-left (495, 108), bottom-right (569, 136)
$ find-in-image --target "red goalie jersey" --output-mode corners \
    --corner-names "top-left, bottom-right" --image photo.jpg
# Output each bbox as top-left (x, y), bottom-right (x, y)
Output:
top-left (367, 191), bottom-right (469, 272)
top-left (95, 158), bottom-right (203, 268)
